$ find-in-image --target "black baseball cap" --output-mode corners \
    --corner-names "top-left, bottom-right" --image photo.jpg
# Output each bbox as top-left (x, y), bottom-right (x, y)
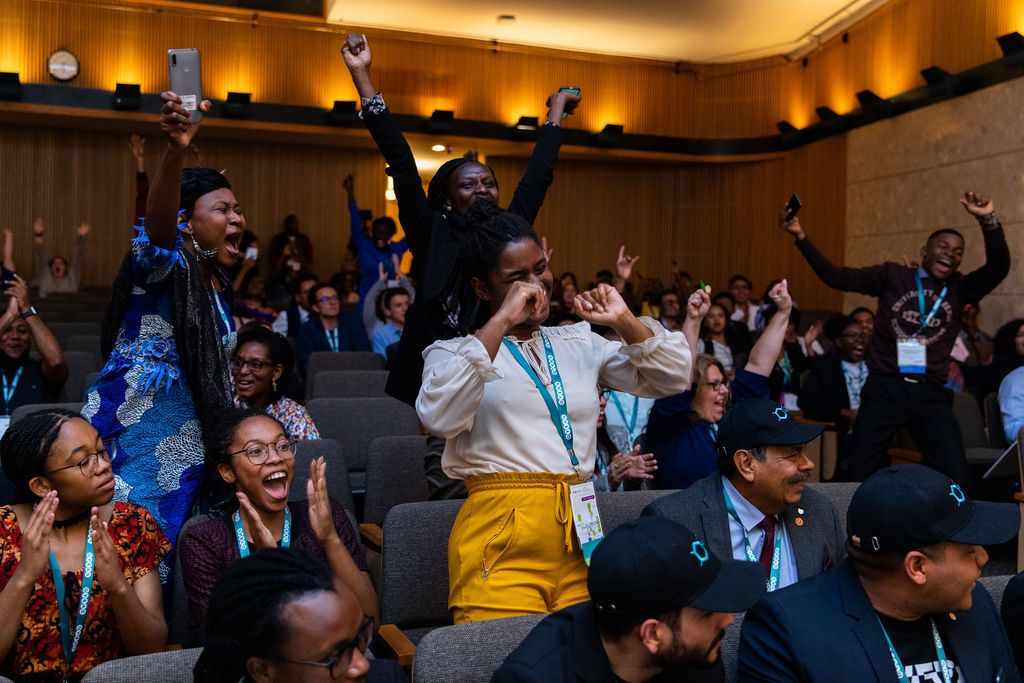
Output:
top-left (717, 398), bottom-right (824, 457)
top-left (847, 464), bottom-right (1019, 554)
top-left (588, 517), bottom-right (765, 619)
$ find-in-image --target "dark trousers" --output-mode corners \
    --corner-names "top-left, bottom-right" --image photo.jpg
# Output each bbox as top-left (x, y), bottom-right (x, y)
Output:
top-left (845, 374), bottom-right (969, 484)
top-left (423, 435), bottom-right (468, 500)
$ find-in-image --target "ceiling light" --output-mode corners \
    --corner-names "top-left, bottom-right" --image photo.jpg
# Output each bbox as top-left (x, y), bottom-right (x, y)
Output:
top-left (223, 91), bottom-right (252, 119)
top-left (431, 144), bottom-right (446, 152)
top-left (597, 124), bottom-right (624, 147)
top-left (427, 109), bottom-right (454, 133)
top-left (112, 83), bottom-right (141, 111)
top-left (328, 100), bottom-right (357, 126)
top-left (0, 72), bottom-right (23, 101)
top-left (997, 32), bottom-right (1024, 66)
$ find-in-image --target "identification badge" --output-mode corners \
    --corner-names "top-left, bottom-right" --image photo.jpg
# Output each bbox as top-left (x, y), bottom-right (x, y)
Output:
top-left (0, 415), bottom-right (9, 438)
top-left (897, 338), bottom-right (927, 374)
top-left (179, 94), bottom-right (197, 112)
top-left (569, 481), bottom-right (604, 565)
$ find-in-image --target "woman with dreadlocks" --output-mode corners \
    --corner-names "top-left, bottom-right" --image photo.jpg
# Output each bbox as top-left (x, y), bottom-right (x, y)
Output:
top-left (416, 199), bottom-right (691, 623)
top-left (82, 92), bottom-right (242, 567)
top-left (341, 33), bottom-right (580, 408)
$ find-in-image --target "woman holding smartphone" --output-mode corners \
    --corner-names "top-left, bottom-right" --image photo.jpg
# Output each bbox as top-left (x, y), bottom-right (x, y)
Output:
top-left (83, 90), bottom-right (242, 571)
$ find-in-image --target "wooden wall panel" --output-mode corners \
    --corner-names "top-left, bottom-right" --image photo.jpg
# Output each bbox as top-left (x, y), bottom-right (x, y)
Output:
top-left (489, 135), bottom-right (847, 313)
top-left (0, 122), bottom-right (387, 290)
top-left (2, 0), bottom-right (1022, 139)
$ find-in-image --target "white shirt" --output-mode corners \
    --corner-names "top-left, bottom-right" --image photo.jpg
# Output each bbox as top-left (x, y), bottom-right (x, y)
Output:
top-left (272, 307), bottom-right (309, 335)
top-left (417, 319), bottom-right (691, 480)
top-left (722, 477), bottom-right (799, 590)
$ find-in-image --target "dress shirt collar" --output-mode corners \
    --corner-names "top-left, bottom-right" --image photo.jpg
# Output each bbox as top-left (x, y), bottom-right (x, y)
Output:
top-left (723, 475), bottom-right (770, 533)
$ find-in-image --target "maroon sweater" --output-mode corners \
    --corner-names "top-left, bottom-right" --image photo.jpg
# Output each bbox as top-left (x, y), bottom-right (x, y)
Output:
top-left (796, 220), bottom-right (1010, 382)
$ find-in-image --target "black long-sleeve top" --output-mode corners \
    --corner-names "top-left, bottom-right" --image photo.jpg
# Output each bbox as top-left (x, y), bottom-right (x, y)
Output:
top-left (361, 107), bottom-right (562, 405)
top-left (795, 219), bottom-right (1010, 382)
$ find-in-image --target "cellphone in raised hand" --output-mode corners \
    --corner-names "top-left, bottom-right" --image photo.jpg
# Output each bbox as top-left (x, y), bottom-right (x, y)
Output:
top-left (784, 193), bottom-right (803, 223)
top-left (168, 48), bottom-right (203, 122)
top-left (559, 86), bottom-right (581, 118)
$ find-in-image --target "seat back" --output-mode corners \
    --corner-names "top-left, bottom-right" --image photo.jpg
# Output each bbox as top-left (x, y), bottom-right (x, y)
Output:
top-left (984, 392), bottom-right (1010, 450)
top-left (306, 352), bottom-right (385, 397)
top-left (311, 370), bottom-right (390, 399)
top-left (952, 391), bottom-right (987, 448)
top-left (79, 648), bottom-right (202, 682)
top-left (59, 350), bottom-right (99, 402)
top-left (594, 489), bottom-right (676, 531)
top-left (81, 371), bottom-right (100, 399)
top-left (412, 615), bottom-right (546, 683)
top-left (289, 438), bottom-right (355, 514)
top-left (11, 402), bottom-right (83, 423)
top-left (723, 612), bottom-right (745, 683)
top-left (806, 482), bottom-right (859, 532)
top-left (65, 334), bottom-right (102, 359)
top-left (305, 398), bottom-right (421, 472)
top-left (40, 321), bottom-right (101, 349)
top-left (169, 514), bottom-right (212, 648)
top-left (978, 574), bottom-right (1011, 611)
top-left (363, 436), bottom-right (431, 526)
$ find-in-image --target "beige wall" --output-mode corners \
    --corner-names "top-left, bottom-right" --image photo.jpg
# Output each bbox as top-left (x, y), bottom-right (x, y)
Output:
top-left (844, 77), bottom-right (1024, 332)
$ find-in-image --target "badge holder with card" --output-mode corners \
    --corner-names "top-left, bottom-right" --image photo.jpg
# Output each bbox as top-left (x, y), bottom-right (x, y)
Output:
top-left (898, 271), bottom-right (947, 375)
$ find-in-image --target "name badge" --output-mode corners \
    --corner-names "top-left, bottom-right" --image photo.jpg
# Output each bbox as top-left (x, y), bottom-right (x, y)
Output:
top-left (897, 338), bottom-right (927, 374)
top-left (0, 415), bottom-right (10, 438)
top-left (569, 481), bottom-right (604, 565)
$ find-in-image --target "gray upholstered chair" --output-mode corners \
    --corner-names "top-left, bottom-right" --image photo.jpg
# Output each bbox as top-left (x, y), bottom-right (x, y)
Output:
top-left (311, 369), bottom-right (390, 399)
top-left (360, 435), bottom-right (432, 548)
top-left (65, 334), bottom-right (102, 359)
top-left (305, 351), bottom-right (385, 398)
top-left (807, 481), bottom-right (859, 532)
top-left (58, 350), bottom-right (99, 402)
top-left (79, 648), bottom-right (202, 682)
top-left (411, 614), bottom-right (546, 683)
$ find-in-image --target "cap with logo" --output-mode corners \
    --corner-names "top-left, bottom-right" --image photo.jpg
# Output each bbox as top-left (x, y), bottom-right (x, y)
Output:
top-left (847, 464), bottom-right (1019, 554)
top-left (717, 398), bottom-right (825, 458)
top-left (587, 516), bottom-right (765, 620)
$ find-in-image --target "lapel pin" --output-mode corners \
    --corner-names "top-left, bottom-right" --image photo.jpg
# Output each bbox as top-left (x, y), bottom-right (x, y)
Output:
top-left (795, 517), bottom-right (804, 526)
top-left (949, 612), bottom-right (957, 621)
top-left (797, 508), bottom-right (805, 515)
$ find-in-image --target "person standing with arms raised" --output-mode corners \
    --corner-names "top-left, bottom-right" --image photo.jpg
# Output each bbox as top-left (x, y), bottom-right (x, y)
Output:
top-left (782, 192), bottom-right (1010, 483)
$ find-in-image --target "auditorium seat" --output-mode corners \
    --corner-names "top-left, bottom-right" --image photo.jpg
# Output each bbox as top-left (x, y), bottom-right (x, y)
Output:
top-left (305, 351), bottom-right (385, 398)
top-left (59, 350), bottom-right (99, 403)
top-left (42, 321), bottom-right (101, 349)
top-left (65, 334), bottom-right (102, 359)
top-left (807, 482), bottom-right (859, 532)
top-left (311, 369), bottom-right (389, 399)
top-left (11, 402), bottom-right (83, 423)
top-left (412, 615), bottom-right (545, 683)
top-left (723, 612), bottom-right (745, 683)
top-left (984, 392), bottom-right (1009, 450)
top-left (79, 648), bottom-right (201, 683)
top-left (360, 435), bottom-right (431, 548)
top-left (979, 574), bottom-right (1011, 610)
top-left (169, 514), bottom-right (209, 648)
top-left (291, 438), bottom-right (356, 515)
top-left (81, 371), bottom-right (99, 399)
top-left (952, 391), bottom-right (1005, 466)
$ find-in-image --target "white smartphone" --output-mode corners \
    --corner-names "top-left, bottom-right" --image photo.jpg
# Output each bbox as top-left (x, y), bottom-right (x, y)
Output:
top-left (168, 48), bottom-right (203, 122)
top-left (245, 246), bottom-right (258, 260)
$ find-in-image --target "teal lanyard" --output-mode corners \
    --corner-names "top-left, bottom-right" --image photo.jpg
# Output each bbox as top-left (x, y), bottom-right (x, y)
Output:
top-left (877, 616), bottom-right (952, 683)
top-left (48, 521), bottom-right (95, 670)
top-left (2, 366), bottom-right (22, 414)
top-left (325, 326), bottom-right (339, 352)
top-left (722, 483), bottom-right (783, 592)
top-left (232, 508), bottom-right (291, 558)
top-left (914, 271), bottom-right (948, 336)
top-left (211, 288), bottom-right (234, 335)
top-left (501, 333), bottom-right (578, 475)
top-left (708, 422), bottom-right (719, 443)
top-left (608, 392), bottom-right (639, 446)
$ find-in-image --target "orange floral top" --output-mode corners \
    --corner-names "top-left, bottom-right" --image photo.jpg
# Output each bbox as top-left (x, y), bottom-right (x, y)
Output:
top-left (0, 502), bottom-right (170, 681)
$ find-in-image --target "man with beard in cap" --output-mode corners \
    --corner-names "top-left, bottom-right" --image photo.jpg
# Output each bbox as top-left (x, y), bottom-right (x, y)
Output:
top-left (491, 517), bottom-right (764, 682)
top-left (738, 463), bottom-right (1020, 682)
top-left (643, 398), bottom-right (844, 591)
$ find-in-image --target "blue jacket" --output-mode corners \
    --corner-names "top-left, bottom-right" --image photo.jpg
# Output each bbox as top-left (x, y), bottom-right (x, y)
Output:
top-left (349, 200), bottom-right (408, 305)
top-left (296, 313), bottom-right (370, 375)
top-left (738, 559), bottom-right (1020, 682)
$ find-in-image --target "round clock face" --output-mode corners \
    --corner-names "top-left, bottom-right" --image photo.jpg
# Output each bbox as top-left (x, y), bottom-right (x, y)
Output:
top-left (48, 50), bottom-right (79, 82)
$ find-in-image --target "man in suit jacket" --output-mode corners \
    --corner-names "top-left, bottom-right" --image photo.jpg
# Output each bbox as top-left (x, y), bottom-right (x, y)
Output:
top-left (739, 464), bottom-right (1020, 682)
top-left (296, 283), bottom-right (370, 375)
top-left (643, 397), bottom-right (842, 590)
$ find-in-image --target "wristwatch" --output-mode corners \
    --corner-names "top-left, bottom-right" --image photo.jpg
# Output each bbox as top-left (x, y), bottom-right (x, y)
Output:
top-left (19, 306), bottom-right (37, 320)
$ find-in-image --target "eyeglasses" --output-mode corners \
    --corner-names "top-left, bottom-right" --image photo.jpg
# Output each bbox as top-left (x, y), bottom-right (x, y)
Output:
top-left (231, 357), bottom-right (275, 372)
top-left (226, 439), bottom-right (297, 465)
top-left (45, 449), bottom-right (112, 477)
top-left (318, 295), bottom-right (339, 303)
top-left (275, 617), bottom-right (374, 679)
top-left (702, 379), bottom-right (731, 391)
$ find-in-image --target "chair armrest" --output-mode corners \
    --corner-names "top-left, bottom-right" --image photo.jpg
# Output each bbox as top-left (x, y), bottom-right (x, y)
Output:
top-left (377, 624), bottom-right (416, 668)
top-left (888, 447), bottom-right (922, 465)
top-left (360, 523), bottom-right (383, 550)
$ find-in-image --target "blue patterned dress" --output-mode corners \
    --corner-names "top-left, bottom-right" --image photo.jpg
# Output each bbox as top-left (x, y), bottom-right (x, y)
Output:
top-left (82, 222), bottom-right (235, 579)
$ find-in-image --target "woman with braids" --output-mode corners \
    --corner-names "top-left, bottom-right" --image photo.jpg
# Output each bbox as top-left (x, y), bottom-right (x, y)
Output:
top-left (0, 409), bottom-right (169, 681)
top-left (416, 199), bottom-right (691, 623)
top-left (179, 406), bottom-right (374, 629)
top-left (341, 33), bottom-right (580, 407)
top-left (194, 547), bottom-right (403, 683)
top-left (82, 92), bottom-right (242, 567)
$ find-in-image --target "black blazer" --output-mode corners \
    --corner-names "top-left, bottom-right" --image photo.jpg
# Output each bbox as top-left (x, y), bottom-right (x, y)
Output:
top-left (738, 559), bottom-right (1020, 682)
top-left (642, 473), bottom-right (845, 581)
top-left (361, 108), bottom-right (562, 406)
top-left (798, 353), bottom-right (851, 424)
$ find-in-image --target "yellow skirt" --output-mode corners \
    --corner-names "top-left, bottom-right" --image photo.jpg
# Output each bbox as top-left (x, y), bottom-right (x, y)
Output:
top-left (448, 472), bottom-right (590, 624)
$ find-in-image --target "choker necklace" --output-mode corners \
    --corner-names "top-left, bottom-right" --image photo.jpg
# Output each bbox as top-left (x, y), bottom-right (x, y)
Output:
top-left (51, 510), bottom-right (91, 530)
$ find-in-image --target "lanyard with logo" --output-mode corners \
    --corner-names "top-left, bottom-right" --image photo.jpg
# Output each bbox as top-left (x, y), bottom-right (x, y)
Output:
top-left (48, 520), bottom-right (96, 672)
top-left (608, 391), bottom-right (639, 446)
top-left (877, 616), bottom-right (952, 683)
top-left (914, 270), bottom-right (948, 336)
top-left (1, 366), bottom-right (22, 414)
top-left (722, 483), bottom-right (783, 592)
top-left (898, 272), bottom-right (947, 375)
top-left (232, 508), bottom-right (291, 558)
top-left (502, 333), bottom-right (604, 563)
top-left (325, 326), bottom-right (339, 353)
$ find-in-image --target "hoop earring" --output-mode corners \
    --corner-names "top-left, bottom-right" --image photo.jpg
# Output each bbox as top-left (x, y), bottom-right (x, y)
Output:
top-left (189, 232), bottom-right (219, 261)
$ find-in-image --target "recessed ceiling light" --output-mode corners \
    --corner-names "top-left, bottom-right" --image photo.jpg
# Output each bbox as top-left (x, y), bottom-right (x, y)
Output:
top-left (497, 14), bottom-right (516, 24)
top-left (431, 144), bottom-right (446, 152)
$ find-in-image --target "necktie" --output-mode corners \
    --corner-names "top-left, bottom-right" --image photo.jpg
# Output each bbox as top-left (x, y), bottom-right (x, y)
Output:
top-left (757, 516), bottom-right (777, 577)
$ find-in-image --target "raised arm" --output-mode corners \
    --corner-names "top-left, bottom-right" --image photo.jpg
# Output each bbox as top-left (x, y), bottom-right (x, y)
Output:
top-left (8, 277), bottom-right (67, 385)
top-left (681, 287), bottom-right (711, 387)
top-left (782, 205), bottom-right (887, 296)
top-left (343, 174), bottom-right (368, 246)
top-left (745, 279), bottom-right (792, 377)
top-left (31, 218), bottom-right (45, 288)
top-left (146, 92), bottom-right (211, 250)
top-left (2, 229), bottom-right (13, 273)
top-left (958, 192), bottom-right (1011, 302)
top-left (362, 264), bottom-right (388, 336)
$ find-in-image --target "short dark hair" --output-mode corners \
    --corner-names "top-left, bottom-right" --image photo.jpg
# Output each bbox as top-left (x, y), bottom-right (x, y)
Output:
top-left (289, 275), bottom-right (318, 299)
top-left (307, 282), bottom-right (335, 310)
top-left (849, 306), bottom-right (874, 320)
top-left (595, 603), bottom-right (681, 641)
top-left (376, 287), bottom-right (410, 322)
top-left (823, 313), bottom-right (856, 343)
top-left (718, 445), bottom-right (766, 477)
top-left (729, 274), bottom-right (752, 289)
top-left (926, 228), bottom-right (964, 244)
top-left (846, 540), bottom-right (947, 581)
top-left (371, 216), bottom-right (397, 236)
top-left (658, 288), bottom-right (680, 307)
top-left (994, 319), bottom-right (1024, 359)
top-left (459, 198), bottom-right (541, 282)
top-left (712, 291), bottom-right (736, 306)
top-left (0, 409), bottom-right (82, 503)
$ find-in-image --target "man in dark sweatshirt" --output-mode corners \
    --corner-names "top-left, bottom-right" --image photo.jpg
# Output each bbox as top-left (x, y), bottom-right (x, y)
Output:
top-left (784, 192), bottom-right (1010, 483)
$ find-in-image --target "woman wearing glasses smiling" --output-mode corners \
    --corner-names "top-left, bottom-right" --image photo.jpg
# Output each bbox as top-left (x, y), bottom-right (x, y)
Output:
top-left (233, 325), bottom-right (320, 441)
top-left (179, 407), bottom-right (376, 630)
top-left (0, 409), bottom-right (169, 681)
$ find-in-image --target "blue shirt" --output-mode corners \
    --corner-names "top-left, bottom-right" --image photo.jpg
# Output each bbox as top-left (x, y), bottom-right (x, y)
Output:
top-left (349, 201), bottom-right (408, 305)
top-left (722, 477), bottom-right (799, 590)
top-left (1000, 366), bottom-right (1024, 444)
top-left (647, 368), bottom-right (769, 489)
top-left (371, 322), bottom-right (402, 359)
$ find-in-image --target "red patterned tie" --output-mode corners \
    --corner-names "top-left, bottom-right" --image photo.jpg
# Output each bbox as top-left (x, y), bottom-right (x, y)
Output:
top-left (757, 516), bottom-right (777, 577)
